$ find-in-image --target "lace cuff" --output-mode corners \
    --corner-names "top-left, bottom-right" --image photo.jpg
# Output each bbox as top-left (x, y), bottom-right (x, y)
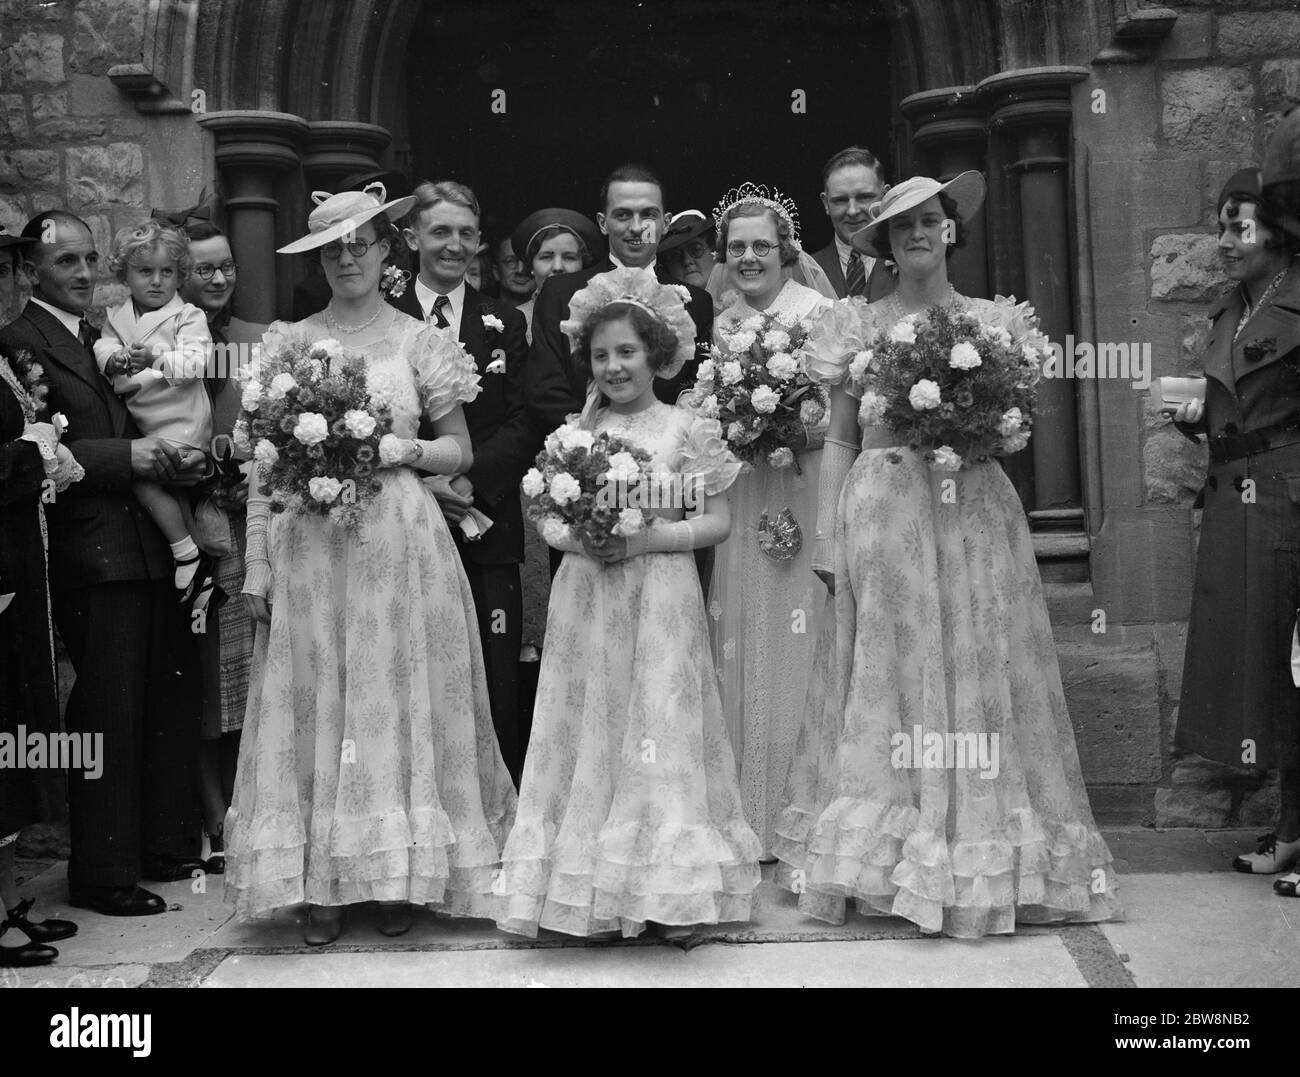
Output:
top-left (20, 423), bottom-right (84, 492)
top-left (242, 467), bottom-right (273, 599)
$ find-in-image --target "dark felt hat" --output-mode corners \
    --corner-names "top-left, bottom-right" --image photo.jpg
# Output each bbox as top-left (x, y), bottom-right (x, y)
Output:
top-left (0, 224), bottom-right (35, 252)
top-left (658, 209), bottom-right (713, 254)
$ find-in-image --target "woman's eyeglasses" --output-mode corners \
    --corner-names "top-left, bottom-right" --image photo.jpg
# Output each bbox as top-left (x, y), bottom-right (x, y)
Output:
top-left (193, 260), bottom-right (237, 280)
top-left (321, 239), bottom-right (377, 261)
top-left (726, 239), bottom-right (776, 259)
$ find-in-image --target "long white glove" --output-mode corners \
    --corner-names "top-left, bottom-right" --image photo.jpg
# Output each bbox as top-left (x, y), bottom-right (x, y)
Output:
top-left (242, 463), bottom-right (273, 599)
top-left (812, 436), bottom-right (858, 582)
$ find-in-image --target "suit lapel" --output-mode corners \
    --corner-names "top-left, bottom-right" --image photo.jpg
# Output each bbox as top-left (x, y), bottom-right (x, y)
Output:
top-left (1202, 293), bottom-right (1238, 396)
top-left (23, 303), bottom-right (128, 437)
top-left (814, 243), bottom-right (847, 298)
top-left (459, 284), bottom-right (486, 365)
top-left (386, 279), bottom-right (424, 321)
top-left (1232, 268), bottom-right (1300, 381)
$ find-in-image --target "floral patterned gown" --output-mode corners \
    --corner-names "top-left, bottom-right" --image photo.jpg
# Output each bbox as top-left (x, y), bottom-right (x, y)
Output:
top-left (776, 294), bottom-right (1122, 938)
top-left (705, 279), bottom-right (832, 856)
top-left (225, 316), bottom-right (517, 920)
top-left (496, 402), bottom-right (763, 938)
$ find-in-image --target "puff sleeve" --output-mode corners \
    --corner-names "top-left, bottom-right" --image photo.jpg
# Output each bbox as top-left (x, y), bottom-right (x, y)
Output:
top-left (670, 413), bottom-right (742, 498)
top-left (410, 324), bottom-right (481, 422)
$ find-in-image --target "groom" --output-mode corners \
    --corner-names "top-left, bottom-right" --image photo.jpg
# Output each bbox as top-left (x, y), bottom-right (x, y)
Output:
top-left (388, 180), bottom-right (533, 783)
top-left (526, 163), bottom-right (712, 434)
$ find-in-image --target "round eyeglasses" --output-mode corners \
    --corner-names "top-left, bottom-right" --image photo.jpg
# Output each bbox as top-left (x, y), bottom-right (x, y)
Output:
top-left (726, 239), bottom-right (776, 259)
top-left (193, 260), bottom-right (237, 280)
top-left (321, 239), bottom-right (378, 261)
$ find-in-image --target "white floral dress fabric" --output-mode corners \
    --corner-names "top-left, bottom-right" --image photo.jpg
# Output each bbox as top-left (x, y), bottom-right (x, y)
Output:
top-left (496, 402), bottom-right (763, 938)
top-left (776, 294), bottom-right (1123, 937)
top-left (704, 279), bottom-right (832, 856)
top-left (225, 316), bottom-right (517, 920)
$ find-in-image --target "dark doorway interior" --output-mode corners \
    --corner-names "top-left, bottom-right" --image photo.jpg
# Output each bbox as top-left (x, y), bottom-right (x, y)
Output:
top-left (405, 0), bottom-right (893, 252)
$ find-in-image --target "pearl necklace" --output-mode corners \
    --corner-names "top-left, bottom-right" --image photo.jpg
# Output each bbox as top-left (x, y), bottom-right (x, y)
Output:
top-left (1235, 261), bottom-right (1293, 343)
top-left (887, 283), bottom-right (955, 318)
top-left (325, 301), bottom-right (387, 334)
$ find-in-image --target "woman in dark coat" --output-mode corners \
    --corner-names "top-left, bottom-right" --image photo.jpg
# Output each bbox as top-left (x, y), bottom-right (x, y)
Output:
top-left (1175, 168), bottom-right (1300, 892)
top-left (0, 228), bottom-right (78, 964)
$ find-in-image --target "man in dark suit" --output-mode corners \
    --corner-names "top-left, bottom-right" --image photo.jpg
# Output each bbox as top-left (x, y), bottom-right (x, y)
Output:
top-left (811, 146), bottom-right (897, 302)
top-left (526, 163), bottom-right (713, 434)
top-left (389, 181), bottom-right (533, 782)
top-left (0, 211), bottom-right (207, 916)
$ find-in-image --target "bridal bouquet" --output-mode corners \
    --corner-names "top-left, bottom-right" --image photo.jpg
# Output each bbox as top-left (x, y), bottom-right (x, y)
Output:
top-left (522, 420), bottom-right (654, 546)
top-left (686, 309), bottom-right (828, 471)
top-left (851, 300), bottom-right (1049, 471)
top-left (233, 335), bottom-right (395, 528)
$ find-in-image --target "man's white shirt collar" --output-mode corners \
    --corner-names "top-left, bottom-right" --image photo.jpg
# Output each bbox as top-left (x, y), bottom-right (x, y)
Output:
top-left (30, 297), bottom-right (84, 338)
top-left (415, 276), bottom-right (466, 334)
top-left (609, 252), bottom-right (657, 272)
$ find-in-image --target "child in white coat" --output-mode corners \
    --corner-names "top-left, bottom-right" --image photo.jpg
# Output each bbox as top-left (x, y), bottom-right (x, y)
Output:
top-left (94, 219), bottom-right (217, 608)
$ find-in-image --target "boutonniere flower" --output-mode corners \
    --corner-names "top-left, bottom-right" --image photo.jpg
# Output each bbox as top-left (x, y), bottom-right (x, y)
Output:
top-left (485, 358), bottom-right (507, 374)
top-left (482, 313), bottom-right (504, 333)
top-left (380, 265), bottom-right (410, 299)
top-left (1243, 337), bottom-right (1277, 364)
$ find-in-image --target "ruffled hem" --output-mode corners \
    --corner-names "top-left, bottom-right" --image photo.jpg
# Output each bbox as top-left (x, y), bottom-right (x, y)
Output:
top-left (494, 815), bottom-right (762, 938)
top-left (223, 805), bottom-right (504, 922)
top-left (798, 796), bottom-right (1123, 937)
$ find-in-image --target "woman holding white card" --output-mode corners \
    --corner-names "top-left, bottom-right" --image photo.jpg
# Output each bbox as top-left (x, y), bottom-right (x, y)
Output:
top-left (1174, 168), bottom-right (1300, 893)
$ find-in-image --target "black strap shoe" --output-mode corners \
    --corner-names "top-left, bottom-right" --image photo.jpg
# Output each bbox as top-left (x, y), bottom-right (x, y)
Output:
top-left (4, 898), bottom-right (77, 943)
top-left (0, 918), bottom-right (57, 967)
top-left (68, 884), bottom-right (167, 917)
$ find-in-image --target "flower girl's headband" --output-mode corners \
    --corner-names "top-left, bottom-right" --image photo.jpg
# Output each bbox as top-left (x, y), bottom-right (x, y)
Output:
top-left (560, 266), bottom-right (696, 381)
top-left (712, 182), bottom-right (801, 244)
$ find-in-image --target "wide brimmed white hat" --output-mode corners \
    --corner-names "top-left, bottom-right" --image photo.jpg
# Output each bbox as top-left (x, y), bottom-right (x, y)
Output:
top-left (277, 182), bottom-right (416, 254)
top-left (849, 170), bottom-right (986, 253)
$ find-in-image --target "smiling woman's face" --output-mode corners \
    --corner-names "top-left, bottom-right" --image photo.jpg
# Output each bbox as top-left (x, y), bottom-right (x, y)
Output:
top-left (182, 236), bottom-right (236, 316)
top-left (886, 195), bottom-right (949, 280)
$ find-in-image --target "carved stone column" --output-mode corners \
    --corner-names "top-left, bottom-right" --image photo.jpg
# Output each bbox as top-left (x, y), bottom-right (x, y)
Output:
top-left (899, 86), bottom-right (989, 299)
top-left (196, 110), bottom-right (309, 324)
top-left (302, 121), bottom-right (393, 194)
top-left (980, 67), bottom-right (1089, 529)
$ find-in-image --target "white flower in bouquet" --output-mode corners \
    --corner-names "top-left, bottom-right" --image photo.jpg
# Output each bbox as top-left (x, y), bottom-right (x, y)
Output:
top-left (768, 447), bottom-right (795, 469)
top-left (859, 391), bottom-right (888, 425)
top-left (721, 361), bottom-right (745, 386)
top-left (930, 445), bottom-right (964, 472)
top-left (267, 371), bottom-right (297, 400)
top-left (240, 380), bottom-right (262, 412)
top-left (311, 338), bottom-right (343, 361)
top-left (305, 357), bottom-right (326, 382)
top-left (799, 396), bottom-right (826, 426)
top-left (343, 409), bottom-right (377, 438)
top-left (555, 425), bottom-right (594, 452)
top-left (848, 349), bottom-right (874, 380)
top-left (521, 468), bottom-right (545, 497)
top-left (543, 431), bottom-right (561, 454)
top-left (981, 323), bottom-right (1012, 348)
top-left (998, 407), bottom-right (1024, 436)
top-left (365, 369), bottom-right (402, 410)
top-left (308, 475), bottom-right (344, 503)
top-left (549, 472), bottom-right (581, 505)
top-left (766, 352), bottom-right (798, 380)
top-left (613, 508), bottom-right (645, 536)
top-left (696, 393), bottom-right (721, 419)
top-left (232, 418), bottom-right (251, 454)
top-left (539, 516), bottom-right (569, 546)
top-left (696, 357), bottom-right (716, 382)
top-left (762, 328), bottom-right (791, 352)
top-left (253, 439), bottom-right (279, 467)
top-left (727, 420), bottom-right (746, 442)
top-left (727, 329), bottom-right (756, 352)
top-left (293, 411), bottom-right (329, 445)
top-left (378, 433), bottom-right (410, 465)
top-left (889, 320), bottom-right (917, 345)
top-left (949, 341), bottom-right (982, 371)
top-left (774, 307), bottom-right (801, 327)
top-left (908, 379), bottom-right (942, 411)
top-left (604, 451), bottom-right (641, 483)
top-left (1002, 431), bottom-right (1030, 454)
top-left (750, 385), bottom-right (780, 414)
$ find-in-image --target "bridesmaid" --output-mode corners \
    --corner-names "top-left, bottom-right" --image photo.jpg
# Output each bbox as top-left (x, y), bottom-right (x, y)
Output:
top-left (1173, 167), bottom-right (1300, 892)
top-left (496, 268), bottom-right (760, 940)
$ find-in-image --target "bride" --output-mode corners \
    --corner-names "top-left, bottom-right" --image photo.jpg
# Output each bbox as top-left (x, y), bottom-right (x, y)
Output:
top-left (779, 171), bottom-right (1122, 937)
top-left (701, 186), bottom-right (832, 857)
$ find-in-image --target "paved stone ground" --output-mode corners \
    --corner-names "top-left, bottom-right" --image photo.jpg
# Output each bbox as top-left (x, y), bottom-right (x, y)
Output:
top-left (4, 828), bottom-right (1296, 988)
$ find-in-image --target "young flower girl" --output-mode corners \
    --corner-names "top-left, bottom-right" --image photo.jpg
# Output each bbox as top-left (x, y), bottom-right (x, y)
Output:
top-left (496, 268), bottom-right (762, 939)
top-left (94, 219), bottom-right (216, 608)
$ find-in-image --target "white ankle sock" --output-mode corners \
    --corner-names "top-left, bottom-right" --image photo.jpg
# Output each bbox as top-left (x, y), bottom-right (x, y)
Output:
top-left (171, 536), bottom-right (200, 590)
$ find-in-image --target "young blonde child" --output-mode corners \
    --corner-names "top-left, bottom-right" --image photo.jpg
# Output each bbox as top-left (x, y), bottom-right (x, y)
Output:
top-left (93, 219), bottom-right (217, 608)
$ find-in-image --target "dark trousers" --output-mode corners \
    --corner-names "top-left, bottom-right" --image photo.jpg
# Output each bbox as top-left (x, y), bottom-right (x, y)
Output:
top-left (463, 560), bottom-right (524, 785)
top-left (53, 580), bottom-right (201, 888)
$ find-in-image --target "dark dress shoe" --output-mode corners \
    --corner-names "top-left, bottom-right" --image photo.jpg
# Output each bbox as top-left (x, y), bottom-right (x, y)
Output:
top-left (141, 855), bottom-right (208, 882)
top-left (68, 885), bottom-right (167, 917)
top-left (376, 902), bottom-right (412, 937)
top-left (4, 898), bottom-right (77, 943)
